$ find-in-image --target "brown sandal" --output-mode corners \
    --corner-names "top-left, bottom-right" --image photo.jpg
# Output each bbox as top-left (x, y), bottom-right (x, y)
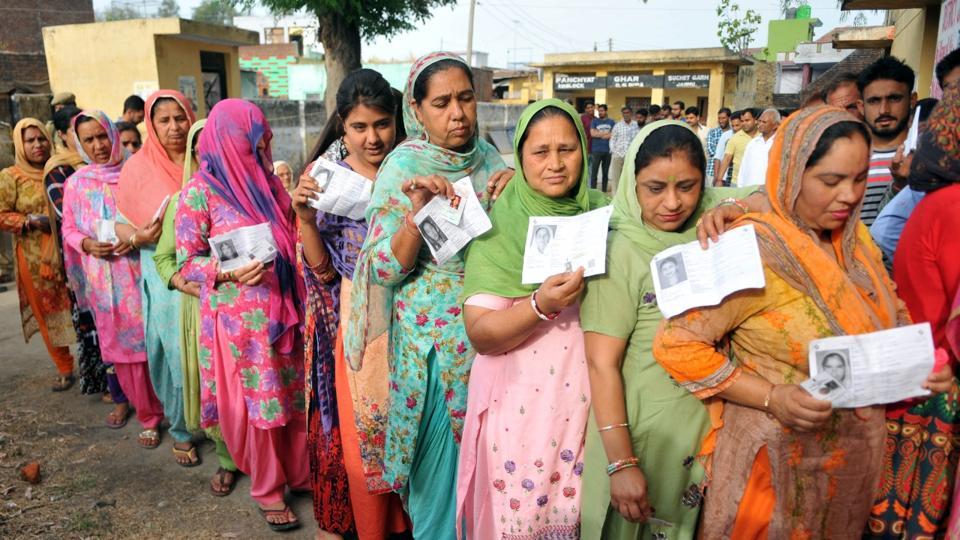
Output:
top-left (257, 505), bottom-right (300, 532)
top-left (209, 467), bottom-right (237, 497)
top-left (172, 444), bottom-right (201, 467)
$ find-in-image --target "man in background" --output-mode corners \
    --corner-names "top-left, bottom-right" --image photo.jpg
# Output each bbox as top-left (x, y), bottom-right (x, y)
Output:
top-left (609, 106), bottom-right (641, 193)
top-left (737, 108), bottom-right (781, 187)
top-left (705, 107), bottom-right (732, 182)
top-left (635, 107), bottom-right (649, 127)
top-left (823, 73), bottom-right (862, 120)
top-left (857, 56), bottom-right (916, 225)
top-left (713, 110), bottom-right (740, 186)
top-left (647, 104), bottom-right (662, 124)
top-left (671, 100), bottom-right (686, 120)
top-left (119, 95), bottom-right (145, 125)
top-left (589, 104), bottom-right (616, 192)
top-left (580, 102), bottom-right (595, 178)
top-left (717, 108), bottom-right (758, 186)
top-left (684, 106), bottom-right (709, 153)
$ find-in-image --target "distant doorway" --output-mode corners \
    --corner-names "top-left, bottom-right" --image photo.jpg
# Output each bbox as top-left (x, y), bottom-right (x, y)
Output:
top-left (200, 51), bottom-right (227, 113)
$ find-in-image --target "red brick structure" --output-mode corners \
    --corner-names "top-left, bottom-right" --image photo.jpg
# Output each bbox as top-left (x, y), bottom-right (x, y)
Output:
top-left (1, 0), bottom-right (95, 92)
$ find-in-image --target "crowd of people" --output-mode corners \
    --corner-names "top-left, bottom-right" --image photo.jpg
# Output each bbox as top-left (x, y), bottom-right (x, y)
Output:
top-left (1, 46), bottom-right (960, 539)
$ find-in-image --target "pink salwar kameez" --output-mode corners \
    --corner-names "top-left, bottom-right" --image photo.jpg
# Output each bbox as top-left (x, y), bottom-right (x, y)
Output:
top-left (61, 110), bottom-right (162, 430)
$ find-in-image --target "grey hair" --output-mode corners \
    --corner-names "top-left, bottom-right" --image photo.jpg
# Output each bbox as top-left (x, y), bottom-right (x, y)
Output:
top-left (762, 108), bottom-right (782, 122)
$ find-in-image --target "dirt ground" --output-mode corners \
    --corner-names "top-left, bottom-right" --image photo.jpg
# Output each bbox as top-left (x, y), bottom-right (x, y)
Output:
top-left (0, 287), bottom-right (317, 539)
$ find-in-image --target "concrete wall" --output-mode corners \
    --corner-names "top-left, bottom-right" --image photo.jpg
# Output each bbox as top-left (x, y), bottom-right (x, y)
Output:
top-left (156, 35), bottom-right (243, 117)
top-left (890, 8), bottom-right (941, 98)
top-left (43, 19), bottom-right (255, 119)
top-left (253, 99), bottom-right (527, 175)
top-left (733, 62), bottom-right (776, 110)
top-left (43, 19), bottom-right (161, 118)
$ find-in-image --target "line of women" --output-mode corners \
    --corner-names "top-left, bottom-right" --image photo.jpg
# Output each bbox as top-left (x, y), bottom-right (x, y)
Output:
top-left (5, 51), bottom-right (960, 538)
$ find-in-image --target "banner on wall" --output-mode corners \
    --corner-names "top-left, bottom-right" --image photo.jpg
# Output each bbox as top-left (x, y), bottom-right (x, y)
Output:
top-left (664, 72), bottom-right (711, 89)
top-left (178, 76), bottom-right (199, 113)
top-left (607, 73), bottom-right (664, 89)
top-left (553, 73), bottom-right (604, 91)
top-left (932, 0), bottom-right (960, 98)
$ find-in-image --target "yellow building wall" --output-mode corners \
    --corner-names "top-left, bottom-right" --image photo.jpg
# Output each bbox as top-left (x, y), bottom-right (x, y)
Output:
top-left (43, 19), bottom-right (162, 118)
top-left (891, 8), bottom-right (941, 98)
top-left (155, 36), bottom-right (242, 117)
top-left (543, 60), bottom-right (734, 126)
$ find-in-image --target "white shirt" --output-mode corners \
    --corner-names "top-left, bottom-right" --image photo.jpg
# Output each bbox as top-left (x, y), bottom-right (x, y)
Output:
top-left (714, 129), bottom-right (735, 163)
top-left (737, 134), bottom-right (775, 187)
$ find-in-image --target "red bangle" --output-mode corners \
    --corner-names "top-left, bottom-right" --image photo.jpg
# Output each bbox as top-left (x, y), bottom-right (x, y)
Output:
top-left (531, 289), bottom-right (560, 321)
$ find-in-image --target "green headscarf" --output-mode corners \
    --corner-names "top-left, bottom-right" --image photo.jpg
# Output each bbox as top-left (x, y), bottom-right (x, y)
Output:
top-left (611, 119), bottom-right (754, 251)
top-left (182, 119), bottom-right (206, 186)
top-left (462, 98), bottom-right (608, 300)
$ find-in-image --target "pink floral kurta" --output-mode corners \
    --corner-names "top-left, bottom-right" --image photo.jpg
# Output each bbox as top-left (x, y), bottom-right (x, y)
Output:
top-left (176, 179), bottom-right (305, 430)
top-left (457, 294), bottom-right (589, 540)
top-left (61, 175), bottom-right (146, 364)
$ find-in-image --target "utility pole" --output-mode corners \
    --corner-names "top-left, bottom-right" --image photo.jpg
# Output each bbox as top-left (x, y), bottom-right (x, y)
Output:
top-left (608, 38), bottom-right (613, 52)
top-left (465, 0), bottom-right (477, 67)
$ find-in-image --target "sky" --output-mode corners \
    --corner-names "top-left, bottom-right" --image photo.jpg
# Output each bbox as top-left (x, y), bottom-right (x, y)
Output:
top-left (92, 0), bottom-right (885, 68)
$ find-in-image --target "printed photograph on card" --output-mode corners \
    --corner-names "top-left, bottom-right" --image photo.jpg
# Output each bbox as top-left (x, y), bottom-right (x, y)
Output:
top-left (521, 206), bottom-right (612, 284)
top-left (656, 253), bottom-right (688, 289)
top-left (815, 349), bottom-right (852, 388)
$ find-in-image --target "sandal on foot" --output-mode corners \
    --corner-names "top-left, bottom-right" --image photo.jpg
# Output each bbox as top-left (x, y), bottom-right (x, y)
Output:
top-left (51, 374), bottom-right (76, 392)
top-left (172, 444), bottom-right (201, 467)
top-left (209, 467), bottom-right (238, 497)
top-left (138, 429), bottom-right (160, 449)
top-left (257, 505), bottom-right (300, 532)
top-left (105, 406), bottom-right (130, 429)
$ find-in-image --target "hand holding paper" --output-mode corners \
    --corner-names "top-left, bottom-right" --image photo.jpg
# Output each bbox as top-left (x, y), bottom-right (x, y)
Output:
top-left (306, 158), bottom-right (373, 220)
top-left (413, 177), bottom-right (491, 264)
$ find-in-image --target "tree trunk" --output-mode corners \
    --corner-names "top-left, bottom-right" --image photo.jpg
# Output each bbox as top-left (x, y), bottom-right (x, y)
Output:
top-left (316, 11), bottom-right (362, 118)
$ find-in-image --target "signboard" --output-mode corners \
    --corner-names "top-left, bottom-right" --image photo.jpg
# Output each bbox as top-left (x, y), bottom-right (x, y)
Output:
top-left (664, 72), bottom-right (711, 89)
top-left (932, 0), bottom-right (960, 98)
top-left (178, 76), bottom-right (199, 113)
top-left (607, 73), bottom-right (664, 89)
top-left (553, 73), bottom-right (603, 91)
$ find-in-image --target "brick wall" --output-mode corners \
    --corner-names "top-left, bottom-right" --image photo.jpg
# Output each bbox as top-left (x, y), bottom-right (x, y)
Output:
top-left (0, 0), bottom-right (95, 89)
top-left (240, 44), bottom-right (300, 99)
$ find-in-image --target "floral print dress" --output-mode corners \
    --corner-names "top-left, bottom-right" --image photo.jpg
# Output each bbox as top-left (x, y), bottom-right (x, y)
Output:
top-left (176, 178), bottom-right (306, 430)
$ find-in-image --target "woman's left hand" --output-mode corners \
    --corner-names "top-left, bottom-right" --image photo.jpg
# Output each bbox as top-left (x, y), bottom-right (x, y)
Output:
top-left (922, 349), bottom-right (954, 395)
top-left (135, 219), bottom-right (163, 246)
top-left (486, 168), bottom-right (513, 202)
top-left (696, 203), bottom-right (745, 249)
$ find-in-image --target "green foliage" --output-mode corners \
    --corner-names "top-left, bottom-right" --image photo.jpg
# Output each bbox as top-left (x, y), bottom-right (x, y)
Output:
top-left (716, 0), bottom-right (762, 56)
top-left (98, 5), bottom-right (140, 21)
top-left (193, 0), bottom-right (237, 25)
top-left (157, 0), bottom-right (180, 17)
top-left (238, 0), bottom-right (459, 42)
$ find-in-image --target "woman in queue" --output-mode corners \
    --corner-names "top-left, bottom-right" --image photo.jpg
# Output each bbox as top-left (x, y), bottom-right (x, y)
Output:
top-left (0, 119), bottom-right (77, 390)
top-left (652, 106), bottom-right (953, 537)
top-left (345, 52), bottom-right (512, 537)
top-left (61, 111), bottom-right (165, 446)
top-left (44, 105), bottom-right (111, 399)
top-left (152, 119), bottom-right (241, 496)
top-left (117, 90), bottom-right (197, 462)
top-left (176, 99), bottom-right (308, 532)
top-left (870, 87), bottom-right (960, 538)
top-left (581, 120), bottom-right (759, 540)
top-left (457, 99), bottom-right (607, 538)
top-left (293, 68), bottom-right (409, 540)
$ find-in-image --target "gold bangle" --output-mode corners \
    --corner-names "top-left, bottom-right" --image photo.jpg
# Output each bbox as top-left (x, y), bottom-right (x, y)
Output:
top-left (128, 233), bottom-right (138, 248)
top-left (763, 384), bottom-right (775, 411)
top-left (598, 423), bottom-right (629, 433)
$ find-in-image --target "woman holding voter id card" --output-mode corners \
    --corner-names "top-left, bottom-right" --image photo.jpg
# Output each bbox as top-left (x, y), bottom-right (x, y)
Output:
top-left (457, 99), bottom-right (607, 539)
top-left (176, 99), bottom-right (308, 532)
top-left (578, 119), bottom-right (758, 540)
top-left (61, 111), bottom-right (165, 445)
top-left (117, 90), bottom-right (197, 464)
top-left (293, 69), bottom-right (410, 539)
top-left (654, 106), bottom-right (953, 538)
top-left (345, 52), bottom-right (511, 538)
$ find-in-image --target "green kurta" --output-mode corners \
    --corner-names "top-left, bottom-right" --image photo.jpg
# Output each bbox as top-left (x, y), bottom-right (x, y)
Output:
top-left (580, 185), bottom-right (752, 540)
top-left (154, 193), bottom-right (235, 470)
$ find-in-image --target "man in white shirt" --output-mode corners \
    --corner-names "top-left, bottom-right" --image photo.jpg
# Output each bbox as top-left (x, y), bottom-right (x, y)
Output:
top-left (737, 108), bottom-right (781, 187)
top-left (608, 106), bottom-right (641, 194)
top-left (713, 110), bottom-right (741, 186)
top-left (684, 106), bottom-right (709, 150)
